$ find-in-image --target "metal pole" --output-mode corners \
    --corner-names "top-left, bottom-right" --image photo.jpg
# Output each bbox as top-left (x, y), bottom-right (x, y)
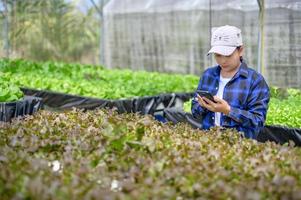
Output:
top-left (209, 0), bottom-right (212, 45)
top-left (257, 0), bottom-right (265, 75)
top-left (3, 0), bottom-right (10, 58)
top-left (208, 0), bottom-right (212, 67)
top-left (90, 0), bottom-right (105, 66)
top-left (100, 0), bottom-right (105, 67)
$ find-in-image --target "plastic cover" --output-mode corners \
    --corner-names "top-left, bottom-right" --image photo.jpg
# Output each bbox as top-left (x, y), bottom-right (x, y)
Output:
top-left (104, 0), bottom-right (300, 14)
top-left (104, 0), bottom-right (259, 14)
top-left (103, 0), bottom-right (260, 76)
top-left (103, 0), bottom-right (301, 88)
top-left (0, 96), bottom-right (43, 122)
top-left (21, 87), bottom-right (193, 115)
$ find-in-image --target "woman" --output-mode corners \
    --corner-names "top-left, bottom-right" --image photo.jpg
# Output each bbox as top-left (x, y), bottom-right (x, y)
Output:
top-left (191, 25), bottom-right (270, 139)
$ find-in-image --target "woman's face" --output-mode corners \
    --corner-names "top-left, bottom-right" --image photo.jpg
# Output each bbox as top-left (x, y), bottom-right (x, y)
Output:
top-left (214, 47), bottom-right (243, 73)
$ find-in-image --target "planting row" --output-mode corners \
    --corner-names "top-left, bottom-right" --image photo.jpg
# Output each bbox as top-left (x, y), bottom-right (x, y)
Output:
top-left (0, 59), bottom-right (198, 100)
top-left (1, 109), bottom-right (301, 199)
top-left (1, 58), bottom-right (299, 102)
top-left (1, 59), bottom-right (300, 128)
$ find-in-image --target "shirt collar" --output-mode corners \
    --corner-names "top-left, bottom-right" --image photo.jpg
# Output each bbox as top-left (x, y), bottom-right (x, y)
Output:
top-left (213, 61), bottom-right (249, 78)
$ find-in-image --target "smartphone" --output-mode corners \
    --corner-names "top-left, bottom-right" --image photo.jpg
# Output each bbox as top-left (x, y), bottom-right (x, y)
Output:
top-left (196, 90), bottom-right (216, 103)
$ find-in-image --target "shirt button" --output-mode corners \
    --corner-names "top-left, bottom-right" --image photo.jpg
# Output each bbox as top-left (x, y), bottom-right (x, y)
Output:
top-left (212, 117), bottom-right (214, 120)
top-left (215, 87), bottom-right (218, 90)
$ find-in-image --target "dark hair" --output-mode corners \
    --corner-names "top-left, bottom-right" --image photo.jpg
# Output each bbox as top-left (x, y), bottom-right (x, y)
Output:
top-left (237, 46), bottom-right (243, 62)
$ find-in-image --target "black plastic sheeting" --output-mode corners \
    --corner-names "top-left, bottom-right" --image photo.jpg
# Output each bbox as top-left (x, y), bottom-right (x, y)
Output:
top-left (21, 88), bottom-right (193, 115)
top-left (164, 107), bottom-right (203, 129)
top-left (21, 87), bottom-right (301, 146)
top-left (163, 107), bottom-right (301, 147)
top-left (257, 125), bottom-right (301, 146)
top-left (0, 96), bottom-right (43, 122)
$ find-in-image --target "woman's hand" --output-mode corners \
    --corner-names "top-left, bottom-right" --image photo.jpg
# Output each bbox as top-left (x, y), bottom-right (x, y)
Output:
top-left (197, 95), bottom-right (231, 115)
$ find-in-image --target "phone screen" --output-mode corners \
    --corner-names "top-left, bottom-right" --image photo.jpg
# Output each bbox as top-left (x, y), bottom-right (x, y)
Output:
top-left (196, 90), bottom-right (216, 103)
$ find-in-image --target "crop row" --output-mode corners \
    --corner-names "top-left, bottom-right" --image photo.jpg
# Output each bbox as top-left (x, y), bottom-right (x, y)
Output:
top-left (1, 59), bottom-right (300, 128)
top-left (0, 59), bottom-right (198, 100)
top-left (1, 109), bottom-right (301, 199)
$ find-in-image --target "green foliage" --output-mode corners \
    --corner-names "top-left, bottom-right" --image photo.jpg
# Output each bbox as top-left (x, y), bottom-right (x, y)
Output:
top-left (266, 95), bottom-right (301, 128)
top-left (183, 100), bottom-right (192, 113)
top-left (0, 59), bottom-right (198, 99)
top-left (270, 87), bottom-right (301, 99)
top-left (1, 0), bottom-right (99, 63)
top-left (0, 72), bottom-right (23, 102)
top-left (184, 88), bottom-right (301, 128)
top-left (1, 109), bottom-right (301, 199)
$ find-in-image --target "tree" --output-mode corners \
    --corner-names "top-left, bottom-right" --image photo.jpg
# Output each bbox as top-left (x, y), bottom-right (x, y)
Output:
top-left (0, 0), bottom-right (100, 64)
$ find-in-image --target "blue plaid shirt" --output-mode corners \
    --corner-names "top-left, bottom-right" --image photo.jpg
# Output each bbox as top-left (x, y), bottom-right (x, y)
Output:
top-left (191, 62), bottom-right (270, 139)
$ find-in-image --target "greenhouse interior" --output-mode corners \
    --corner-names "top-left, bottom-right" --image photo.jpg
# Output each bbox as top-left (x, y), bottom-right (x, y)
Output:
top-left (0, 0), bottom-right (301, 199)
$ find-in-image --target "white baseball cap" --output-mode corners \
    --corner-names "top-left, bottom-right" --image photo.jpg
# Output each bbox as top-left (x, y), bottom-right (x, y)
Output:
top-left (207, 25), bottom-right (243, 56)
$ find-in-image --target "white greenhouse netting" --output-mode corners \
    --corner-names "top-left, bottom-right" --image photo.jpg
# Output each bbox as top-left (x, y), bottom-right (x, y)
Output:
top-left (264, 0), bottom-right (301, 88)
top-left (103, 0), bottom-right (301, 88)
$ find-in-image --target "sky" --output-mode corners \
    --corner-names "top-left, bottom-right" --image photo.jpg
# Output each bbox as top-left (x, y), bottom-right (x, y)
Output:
top-left (72, 0), bottom-right (111, 14)
top-left (65, 0), bottom-right (93, 13)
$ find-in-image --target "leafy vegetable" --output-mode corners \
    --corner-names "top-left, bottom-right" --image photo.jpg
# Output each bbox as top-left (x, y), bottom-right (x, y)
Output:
top-left (0, 59), bottom-right (198, 99)
top-left (0, 72), bottom-right (23, 102)
top-left (1, 109), bottom-right (301, 199)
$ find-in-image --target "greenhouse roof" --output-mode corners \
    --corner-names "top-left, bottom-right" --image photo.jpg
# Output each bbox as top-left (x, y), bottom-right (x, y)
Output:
top-left (104, 0), bottom-right (301, 14)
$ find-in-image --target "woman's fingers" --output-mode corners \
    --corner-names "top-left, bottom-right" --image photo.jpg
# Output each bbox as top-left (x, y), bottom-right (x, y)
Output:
top-left (203, 97), bottom-right (215, 106)
top-left (197, 94), bottom-right (230, 114)
top-left (200, 97), bottom-right (215, 111)
top-left (197, 95), bottom-right (205, 106)
top-left (213, 96), bottom-right (223, 103)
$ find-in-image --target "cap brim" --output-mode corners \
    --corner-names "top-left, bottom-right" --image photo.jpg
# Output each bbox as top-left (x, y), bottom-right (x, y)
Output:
top-left (207, 46), bottom-right (236, 56)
